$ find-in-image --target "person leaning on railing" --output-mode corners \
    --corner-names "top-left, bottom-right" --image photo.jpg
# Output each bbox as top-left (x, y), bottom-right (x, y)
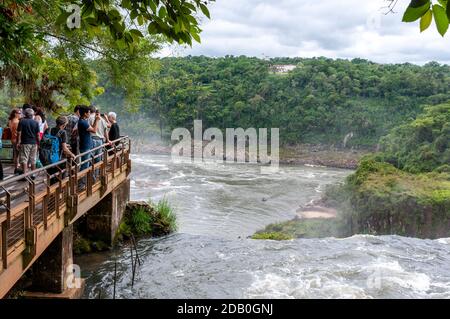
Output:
top-left (107, 112), bottom-right (120, 143)
top-left (78, 106), bottom-right (100, 172)
top-left (88, 106), bottom-right (111, 165)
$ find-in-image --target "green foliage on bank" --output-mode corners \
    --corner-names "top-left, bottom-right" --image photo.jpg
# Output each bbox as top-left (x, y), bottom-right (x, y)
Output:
top-left (154, 198), bottom-right (178, 234)
top-left (116, 198), bottom-right (177, 242)
top-left (374, 103), bottom-right (450, 173)
top-left (251, 232), bottom-right (293, 241)
top-left (253, 218), bottom-right (349, 240)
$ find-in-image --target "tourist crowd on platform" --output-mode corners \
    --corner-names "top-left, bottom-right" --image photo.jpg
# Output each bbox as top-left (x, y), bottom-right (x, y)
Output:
top-left (0, 104), bottom-right (120, 181)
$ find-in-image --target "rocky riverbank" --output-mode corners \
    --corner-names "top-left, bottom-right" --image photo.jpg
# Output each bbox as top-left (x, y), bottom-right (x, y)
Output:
top-left (279, 144), bottom-right (370, 169)
top-left (132, 139), bottom-right (367, 169)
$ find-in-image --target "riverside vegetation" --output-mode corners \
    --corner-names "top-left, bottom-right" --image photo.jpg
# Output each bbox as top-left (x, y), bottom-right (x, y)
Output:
top-left (253, 103), bottom-right (450, 240)
top-left (74, 198), bottom-right (177, 255)
top-left (95, 56), bottom-right (450, 148)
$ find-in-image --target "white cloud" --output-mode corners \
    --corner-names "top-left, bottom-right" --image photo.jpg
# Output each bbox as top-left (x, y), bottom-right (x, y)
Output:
top-left (164, 0), bottom-right (450, 64)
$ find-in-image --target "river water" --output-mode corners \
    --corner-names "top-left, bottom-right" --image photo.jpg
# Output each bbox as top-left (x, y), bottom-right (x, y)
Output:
top-left (77, 154), bottom-right (450, 299)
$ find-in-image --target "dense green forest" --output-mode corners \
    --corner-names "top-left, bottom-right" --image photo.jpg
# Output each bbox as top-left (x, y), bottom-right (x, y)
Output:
top-left (95, 56), bottom-right (450, 147)
top-left (375, 103), bottom-right (450, 173)
top-left (325, 101), bottom-right (450, 238)
top-left (255, 102), bottom-right (450, 240)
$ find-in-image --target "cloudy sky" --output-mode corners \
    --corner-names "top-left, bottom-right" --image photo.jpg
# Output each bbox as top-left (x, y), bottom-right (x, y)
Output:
top-left (162, 0), bottom-right (450, 64)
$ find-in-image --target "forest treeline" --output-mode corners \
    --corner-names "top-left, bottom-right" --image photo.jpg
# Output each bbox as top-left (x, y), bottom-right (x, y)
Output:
top-left (95, 56), bottom-right (450, 147)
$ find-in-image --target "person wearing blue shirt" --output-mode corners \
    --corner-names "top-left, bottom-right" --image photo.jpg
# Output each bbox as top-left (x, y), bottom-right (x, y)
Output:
top-left (77, 106), bottom-right (100, 172)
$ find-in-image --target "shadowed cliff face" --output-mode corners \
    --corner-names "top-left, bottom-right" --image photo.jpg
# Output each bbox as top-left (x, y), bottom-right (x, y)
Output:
top-left (322, 160), bottom-right (450, 239)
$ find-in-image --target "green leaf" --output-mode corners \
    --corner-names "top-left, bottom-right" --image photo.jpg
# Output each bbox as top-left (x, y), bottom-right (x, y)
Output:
top-left (125, 32), bottom-right (133, 44)
top-left (403, 2), bottom-right (430, 22)
top-left (187, 15), bottom-right (197, 25)
top-left (109, 9), bottom-right (121, 21)
top-left (137, 15), bottom-right (144, 26)
top-left (173, 21), bottom-right (181, 33)
top-left (129, 29), bottom-right (144, 38)
top-left (420, 9), bottom-right (433, 31)
top-left (113, 21), bottom-right (125, 33)
top-left (116, 38), bottom-right (127, 49)
top-left (55, 12), bottom-right (70, 26)
top-left (82, 3), bottom-right (95, 17)
top-left (130, 9), bottom-right (139, 20)
top-left (121, 0), bottom-right (132, 10)
top-left (410, 0), bottom-right (430, 8)
top-left (85, 17), bottom-right (99, 26)
top-left (184, 3), bottom-right (196, 11)
top-left (159, 7), bottom-right (167, 19)
top-left (433, 4), bottom-right (449, 36)
top-left (199, 3), bottom-right (210, 19)
top-left (149, 1), bottom-right (157, 13)
top-left (191, 32), bottom-right (201, 43)
top-left (148, 22), bottom-right (159, 34)
top-left (447, 0), bottom-right (450, 20)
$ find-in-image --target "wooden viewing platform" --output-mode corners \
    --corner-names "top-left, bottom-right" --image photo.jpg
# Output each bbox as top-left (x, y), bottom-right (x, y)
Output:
top-left (0, 136), bottom-right (131, 298)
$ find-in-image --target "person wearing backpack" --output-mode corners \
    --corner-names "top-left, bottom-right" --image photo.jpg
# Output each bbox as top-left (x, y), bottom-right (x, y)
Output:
top-left (42, 116), bottom-right (75, 184)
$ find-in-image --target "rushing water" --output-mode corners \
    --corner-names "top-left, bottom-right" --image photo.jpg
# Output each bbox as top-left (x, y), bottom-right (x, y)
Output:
top-left (78, 154), bottom-right (450, 299)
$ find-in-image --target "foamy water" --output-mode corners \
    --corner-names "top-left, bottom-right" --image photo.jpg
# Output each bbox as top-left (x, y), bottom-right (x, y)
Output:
top-left (77, 154), bottom-right (450, 299)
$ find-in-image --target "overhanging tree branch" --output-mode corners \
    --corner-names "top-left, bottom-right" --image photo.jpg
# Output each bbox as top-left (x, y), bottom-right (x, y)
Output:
top-left (35, 31), bottom-right (112, 58)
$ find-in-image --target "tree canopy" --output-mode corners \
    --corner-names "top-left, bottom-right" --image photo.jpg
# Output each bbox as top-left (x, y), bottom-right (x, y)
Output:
top-left (0, 0), bottom-right (212, 111)
top-left (94, 56), bottom-right (450, 147)
top-left (376, 102), bottom-right (450, 173)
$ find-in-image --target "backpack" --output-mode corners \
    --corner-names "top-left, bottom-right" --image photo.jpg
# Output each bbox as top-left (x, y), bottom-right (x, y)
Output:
top-left (2, 127), bottom-right (11, 140)
top-left (39, 130), bottom-right (63, 166)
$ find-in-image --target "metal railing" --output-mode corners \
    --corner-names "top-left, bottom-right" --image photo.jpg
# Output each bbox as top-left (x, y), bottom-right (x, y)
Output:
top-left (0, 136), bottom-right (131, 274)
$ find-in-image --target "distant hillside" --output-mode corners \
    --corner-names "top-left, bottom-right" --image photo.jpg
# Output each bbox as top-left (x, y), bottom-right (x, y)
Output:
top-left (94, 56), bottom-right (450, 147)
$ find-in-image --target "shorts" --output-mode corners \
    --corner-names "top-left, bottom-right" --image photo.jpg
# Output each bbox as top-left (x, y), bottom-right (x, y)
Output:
top-left (19, 144), bottom-right (38, 165)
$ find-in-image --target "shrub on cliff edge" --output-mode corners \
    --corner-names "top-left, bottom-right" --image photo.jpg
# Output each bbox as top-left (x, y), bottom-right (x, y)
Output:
top-left (116, 198), bottom-right (177, 242)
